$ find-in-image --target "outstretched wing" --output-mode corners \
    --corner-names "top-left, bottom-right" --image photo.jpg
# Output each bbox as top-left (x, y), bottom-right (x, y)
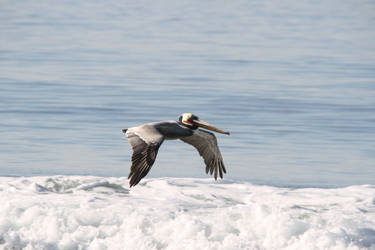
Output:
top-left (125, 125), bottom-right (164, 187)
top-left (180, 129), bottom-right (226, 180)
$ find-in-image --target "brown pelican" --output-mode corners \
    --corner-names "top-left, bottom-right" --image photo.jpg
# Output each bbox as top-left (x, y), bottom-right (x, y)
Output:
top-left (122, 113), bottom-right (230, 187)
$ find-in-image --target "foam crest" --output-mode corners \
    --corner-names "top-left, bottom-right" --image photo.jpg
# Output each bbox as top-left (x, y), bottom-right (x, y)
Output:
top-left (0, 176), bottom-right (374, 249)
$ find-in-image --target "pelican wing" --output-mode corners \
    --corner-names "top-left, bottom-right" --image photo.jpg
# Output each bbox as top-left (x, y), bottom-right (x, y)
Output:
top-left (126, 125), bottom-right (164, 187)
top-left (180, 129), bottom-right (226, 180)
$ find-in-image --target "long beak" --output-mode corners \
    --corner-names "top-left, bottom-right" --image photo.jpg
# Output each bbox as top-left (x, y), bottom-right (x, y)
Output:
top-left (192, 119), bottom-right (230, 135)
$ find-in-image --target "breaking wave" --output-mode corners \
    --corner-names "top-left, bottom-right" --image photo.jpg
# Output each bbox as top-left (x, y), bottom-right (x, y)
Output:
top-left (0, 176), bottom-right (374, 249)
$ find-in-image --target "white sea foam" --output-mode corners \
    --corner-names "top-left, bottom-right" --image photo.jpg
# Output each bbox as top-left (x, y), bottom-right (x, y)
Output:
top-left (0, 176), bottom-right (374, 250)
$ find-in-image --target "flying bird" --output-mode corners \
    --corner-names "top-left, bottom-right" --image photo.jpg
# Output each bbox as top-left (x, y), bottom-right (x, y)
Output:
top-left (122, 113), bottom-right (230, 187)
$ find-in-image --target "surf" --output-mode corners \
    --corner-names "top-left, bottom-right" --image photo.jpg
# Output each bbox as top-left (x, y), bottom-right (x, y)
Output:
top-left (0, 176), bottom-right (374, 249)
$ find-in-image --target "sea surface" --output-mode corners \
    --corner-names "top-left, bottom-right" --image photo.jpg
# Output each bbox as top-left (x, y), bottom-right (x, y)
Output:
top-left (1, 0), bottom-right (375, 249)
top-left (1, 0), bottom-right (374, 187)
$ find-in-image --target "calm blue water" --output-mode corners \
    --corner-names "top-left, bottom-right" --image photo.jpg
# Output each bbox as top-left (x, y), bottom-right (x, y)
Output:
top-left (1, 0), bottom-right (374, 187)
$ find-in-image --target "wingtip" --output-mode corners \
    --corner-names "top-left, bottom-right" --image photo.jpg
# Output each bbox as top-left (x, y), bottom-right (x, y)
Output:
top-left (128, 173), bottom-right (135, 188)
top-left (128, 179), bottom-right (135, 188)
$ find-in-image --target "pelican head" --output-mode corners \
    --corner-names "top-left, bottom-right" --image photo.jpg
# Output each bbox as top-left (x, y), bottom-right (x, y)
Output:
top-left (178, 113), bottom-right (230, 135)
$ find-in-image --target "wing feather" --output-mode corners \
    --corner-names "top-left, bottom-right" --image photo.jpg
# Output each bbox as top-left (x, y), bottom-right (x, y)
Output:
top-left (126, 125), bottom-right (164, 187)
top-left (180, 129), bottom-right (227, 180)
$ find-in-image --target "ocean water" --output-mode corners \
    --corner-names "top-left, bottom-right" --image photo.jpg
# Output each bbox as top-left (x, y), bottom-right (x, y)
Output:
top-left (1, 0), bottom-right (375, 187)
top-left (1, 0), bottom-right (375, 249)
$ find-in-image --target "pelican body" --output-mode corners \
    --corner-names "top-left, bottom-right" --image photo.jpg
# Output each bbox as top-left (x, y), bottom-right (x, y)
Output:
top-left (122, 113), bottom-right (230, 187)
